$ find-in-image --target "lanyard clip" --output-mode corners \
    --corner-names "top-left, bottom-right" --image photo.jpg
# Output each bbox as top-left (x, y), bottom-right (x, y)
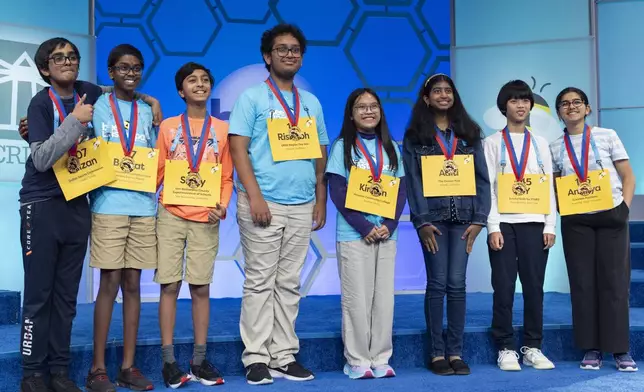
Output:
top-left (596, 159), bottom-right (605, 172)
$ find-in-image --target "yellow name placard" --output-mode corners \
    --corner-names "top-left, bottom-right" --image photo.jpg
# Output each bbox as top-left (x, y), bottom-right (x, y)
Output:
top-left (267, 117), bottom-right (322, 162)
top-left (53, 137), bottom-right (116, 201)
top-left (421, 154), bottom-right (476, 197)
top-left (345, 166), bottom-right (399, 219)
top-left (105, 142), bottom-right (159, 193)
top-left (497, 173), bottom-right (550, 214)
top-left (162, 160), bottom-right (221, 207)
top-left (556, 170), bottom-right (613, 215)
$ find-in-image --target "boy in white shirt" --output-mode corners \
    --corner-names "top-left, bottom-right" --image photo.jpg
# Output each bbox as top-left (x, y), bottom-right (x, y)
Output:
top-left (484, 80), bottom-right (557, 372)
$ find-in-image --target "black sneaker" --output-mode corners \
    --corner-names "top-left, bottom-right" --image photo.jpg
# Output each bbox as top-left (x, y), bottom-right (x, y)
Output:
top-left (50, 371), bottom-right (82, 392)
top-left (268, 362), bottom-right (314, 381)
top-left (116, 367), bottom-right (153, 390)
top-left (85, 369), bottom-right (116, 392)
top-left (245, 363), bottom-right (273, 385)
top-left (162, 362), bottom-right (190, 389)
top-left (190, 359), bottom-right (224, 386)
top-left (20, 373), bottom-right (49, 392)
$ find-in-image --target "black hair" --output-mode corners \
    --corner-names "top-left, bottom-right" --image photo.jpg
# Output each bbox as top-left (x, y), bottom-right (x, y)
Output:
top-left (335, 88), bottom-right (398, 173)
top-left (405, 74), bottom-right (483, 147)
top-left (260, 23), bottom-right (307, 71)
top-left (496, 80), bottom-right (534, 116)
top-left (174, 62), bottom-right (214, 101)
top-left (555, 87), bottom-right (591, 119)
top-left (35, 37), bottom-right (81, 84)
top-left (107, 44), bottom-right (144, 69)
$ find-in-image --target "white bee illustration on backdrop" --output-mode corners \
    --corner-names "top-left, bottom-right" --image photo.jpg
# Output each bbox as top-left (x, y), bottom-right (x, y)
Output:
top-left (483, 77), bottom-right (562, 143)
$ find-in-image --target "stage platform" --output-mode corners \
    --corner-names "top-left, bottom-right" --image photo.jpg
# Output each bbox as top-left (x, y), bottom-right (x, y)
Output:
top-left (1, 222), bottom-right (643, 390)
top-left (1, 293), bottom-right (644, 390)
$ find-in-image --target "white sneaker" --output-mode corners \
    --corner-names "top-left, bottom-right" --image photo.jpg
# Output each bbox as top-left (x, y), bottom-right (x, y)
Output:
top-left (343, 364), bottom-right (374, 380)
top-left (521, 347), bottom-right (555, 370)
top-left (498, 349), bottom-right (521, 371)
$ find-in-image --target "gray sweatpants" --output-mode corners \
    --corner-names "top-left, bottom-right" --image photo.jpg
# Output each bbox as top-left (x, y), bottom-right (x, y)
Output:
top-left (237, 192), bottom-right (314, 368)
top-left (337, 239), bottom-right (397, 367)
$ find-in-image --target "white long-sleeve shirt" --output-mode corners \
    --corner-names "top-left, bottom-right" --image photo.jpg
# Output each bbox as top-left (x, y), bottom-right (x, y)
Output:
top-left (483, 130), bottom-right (557, 235)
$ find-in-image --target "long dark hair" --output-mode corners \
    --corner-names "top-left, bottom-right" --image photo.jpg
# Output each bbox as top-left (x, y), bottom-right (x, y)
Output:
top-left (336, 88), bottom-right (398, 173)
top-left (405, 74), bottom-right (483, 146)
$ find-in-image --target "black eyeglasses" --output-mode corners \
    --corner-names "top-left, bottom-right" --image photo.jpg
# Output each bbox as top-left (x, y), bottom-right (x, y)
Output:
top-left (559, 99), bottom-right (585, 109)
top-left (111, 65), bottom-right (143, 75)
top-left (49, 54), bottom-right (80, 65)
top-left (272, 46), bottom-right (302, 58)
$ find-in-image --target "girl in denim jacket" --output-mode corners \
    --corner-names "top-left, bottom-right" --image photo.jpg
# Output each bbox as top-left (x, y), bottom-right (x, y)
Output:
top-left (402, 74), bottom-right (491, 376)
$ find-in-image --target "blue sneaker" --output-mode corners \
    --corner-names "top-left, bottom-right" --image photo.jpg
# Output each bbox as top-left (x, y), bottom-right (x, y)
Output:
top-left (614, 353), bottom-right (638, 372)
top-left (372, 364), bottom-right (396, 378)
top-left (343, 364), bottom-right (374, 380)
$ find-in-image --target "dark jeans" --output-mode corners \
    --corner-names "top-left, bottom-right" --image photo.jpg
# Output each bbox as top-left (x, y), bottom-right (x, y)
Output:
top-left (422, 222), bottom-right (470, 357)
top-left (561, 201), bottom-right (630, 353)
top-left (488, 222), bottom-right (548, 351)
top-left (20, 196), bottom-right (90, 376)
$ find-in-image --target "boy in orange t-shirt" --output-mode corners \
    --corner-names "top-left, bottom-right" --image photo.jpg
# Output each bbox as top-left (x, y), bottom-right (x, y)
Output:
top-left (154, 62), bottom-right (233, 388)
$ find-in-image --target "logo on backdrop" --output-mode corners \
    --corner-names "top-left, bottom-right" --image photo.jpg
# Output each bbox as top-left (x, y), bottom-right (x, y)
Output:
top-left (208, 63), bottom-right (312, 121)
top-left (483, 77), bottom-right (562, 142)
top-left (0, 39), bottom-right (48, 182)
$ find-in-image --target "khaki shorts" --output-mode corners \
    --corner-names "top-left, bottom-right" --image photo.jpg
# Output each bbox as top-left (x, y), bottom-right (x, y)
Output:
top-left (154, 205), bottom-right (220, 285)
top-left (90, 213), bottom-right (157, 270)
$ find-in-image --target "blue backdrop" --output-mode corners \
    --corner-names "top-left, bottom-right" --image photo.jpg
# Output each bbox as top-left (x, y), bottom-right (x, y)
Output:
top-left (597, 0), bottom-right (644, 194)
top-left (94, 0), bottom-right (450, 299)
top-left (7, 0), bottom-right (634, 301)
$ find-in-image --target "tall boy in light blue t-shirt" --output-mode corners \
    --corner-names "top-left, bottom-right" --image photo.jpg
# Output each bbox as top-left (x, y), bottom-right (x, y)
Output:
top-left (84, 44), bottom-right (156, 392)
top-left (228, 24), bottom-right (328, 385)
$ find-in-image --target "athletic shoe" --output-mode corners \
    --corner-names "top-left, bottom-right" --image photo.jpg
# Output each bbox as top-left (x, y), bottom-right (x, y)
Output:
top-left (580, 350), bottom-right (602, 370)
top-left (372, 364), bottom-right (396, 378)
top-left (268, 362), bottom-right (314, 381)
top-left (245, 363), bottom-right (273, 385)
top-left (162, 362), bottom-right (191, 389)
top-left (116, 367), bottom-right (154, 390)
top-left (343, 364), bottom-right (374, 379)
top-left (497, 349), bottom-right (521, 371)
top-left (521, 347), bottom-right (555, 370)
top-left (86, 369), bottom-right (116, 392)
top-left (614, 353), bottom-right (638, 372)
top-left (20, 373), bottom-right (49, 392)
top-left (51, 371), bottom-right (82, 392)
top-left (190, 359), bottom-right (225, 386)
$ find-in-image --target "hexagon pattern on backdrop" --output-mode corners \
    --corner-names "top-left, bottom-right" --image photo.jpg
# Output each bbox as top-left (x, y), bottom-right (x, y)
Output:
top-left (95, 0), bottom-right (449, 298)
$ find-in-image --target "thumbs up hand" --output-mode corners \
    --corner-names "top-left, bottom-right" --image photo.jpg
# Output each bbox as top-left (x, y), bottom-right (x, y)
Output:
top-left (71, 94), bottom-right (94, 124)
